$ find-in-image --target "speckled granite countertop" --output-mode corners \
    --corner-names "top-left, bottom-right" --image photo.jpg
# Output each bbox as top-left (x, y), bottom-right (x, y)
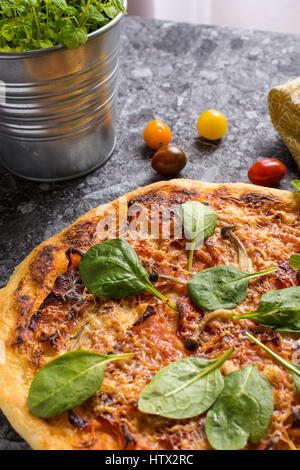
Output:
top-left (0, 16), bottom-right (299, 450)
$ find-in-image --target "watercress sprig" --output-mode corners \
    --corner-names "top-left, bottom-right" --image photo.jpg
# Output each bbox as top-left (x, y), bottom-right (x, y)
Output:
top-left (79, 238), bottom-right (178, 311)
top-left (187, 265), bottom-right (277, 311)
top-left (234, 286), bottom-right (300, 332)
top-left (205, 365), bottom-right (274, 450)
top-left (138, 348), bottom-right (234, 419)
top-left (246, 332), bottom-right (300, 394)
top-left (181, 201), bottom-right (218, 272)
top-left (27, 350), bottom-right (134, 418)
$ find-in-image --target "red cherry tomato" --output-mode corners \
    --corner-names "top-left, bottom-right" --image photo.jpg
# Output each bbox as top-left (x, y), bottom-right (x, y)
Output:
top-left (248, 159), bottom-right (286, 186)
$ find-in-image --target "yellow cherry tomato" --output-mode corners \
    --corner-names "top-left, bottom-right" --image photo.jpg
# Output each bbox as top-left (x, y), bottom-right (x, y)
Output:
top-left (144, 120), bottom-right (172, 150)
top-left (197, 110), bottom-right (228, 141)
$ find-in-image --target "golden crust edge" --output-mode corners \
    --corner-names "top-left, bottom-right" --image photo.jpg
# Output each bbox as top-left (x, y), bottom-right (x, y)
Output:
top-left (0, 178), bottom-right (299, 450)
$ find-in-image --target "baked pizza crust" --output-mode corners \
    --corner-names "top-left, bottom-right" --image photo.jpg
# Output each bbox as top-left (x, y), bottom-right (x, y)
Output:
top-left (0, 179), bottom-right (299, 450)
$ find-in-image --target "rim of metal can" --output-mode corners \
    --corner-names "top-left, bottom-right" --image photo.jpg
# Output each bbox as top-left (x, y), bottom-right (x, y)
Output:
top-left (0, 0), bottom-right (127, 60)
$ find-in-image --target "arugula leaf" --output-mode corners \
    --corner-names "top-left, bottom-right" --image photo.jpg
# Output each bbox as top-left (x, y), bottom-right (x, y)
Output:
top-left (235, 286), bottom-right (300, 332)
top-left (27, 350), bottom-right (134, 418)
top-left (138, 348), bottom-right (234, 419)
top-left (291, 180), bottom-right (300, 192)
top-left (205, 365), bottom-right (273, 450)
top-left (289, 254), bottom-right (300, 270)
top-left (246, 332), bottom-right (300, 394)
top-left (181, 201), bottom-right (218, 272)
top-left (79, 238), bottom-right (178, 311)
top-left (187, 265), bottom-right (277, 311)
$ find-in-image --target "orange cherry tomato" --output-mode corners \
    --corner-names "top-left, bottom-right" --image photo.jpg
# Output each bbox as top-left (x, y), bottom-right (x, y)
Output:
top-left (248, 159), bottom-right (287, 186)
top-left (144, 120), bottom-right (172, 150)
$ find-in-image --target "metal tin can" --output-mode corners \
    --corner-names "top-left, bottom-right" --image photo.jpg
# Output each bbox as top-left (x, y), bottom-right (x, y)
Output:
top-left (0, 7), bottom-right (126, 182)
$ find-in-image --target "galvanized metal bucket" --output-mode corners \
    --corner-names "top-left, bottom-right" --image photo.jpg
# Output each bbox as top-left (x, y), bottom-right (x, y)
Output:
top-left (0, 6), bottom-right (126, 182)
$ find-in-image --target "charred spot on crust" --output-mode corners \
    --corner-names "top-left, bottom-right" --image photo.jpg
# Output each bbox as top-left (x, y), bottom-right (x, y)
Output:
top-left (29, 245), bottom-right (59, 287)
top-left (63, 220), bottom-right (98, 248)
top-left (239, 192), bottom-right (280, 210)
top-left (68, 410), bottom-right (90, 430)
top-left (128, 189), bottom-right (199, 209)
top-left (133, 305), bottom-right (156, 326)
top-left (15, 282), bottom-right (35, 318)
top-left (28, 312), bottom-right (42, 331)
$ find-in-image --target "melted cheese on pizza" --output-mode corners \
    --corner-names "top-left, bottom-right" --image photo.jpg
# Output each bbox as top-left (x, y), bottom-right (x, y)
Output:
top-left (9, 185), bottom-right (300, 450)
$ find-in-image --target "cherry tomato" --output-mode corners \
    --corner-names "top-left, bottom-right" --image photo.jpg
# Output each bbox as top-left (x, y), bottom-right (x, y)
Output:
top-left (248, 159), bottom-right (287, 186)
top-left (152, 144), bottom-right (187, 176)
top-left (197, 110), bottom-right (228, 140)
top-left (144, 120), bottom-right (172, 150)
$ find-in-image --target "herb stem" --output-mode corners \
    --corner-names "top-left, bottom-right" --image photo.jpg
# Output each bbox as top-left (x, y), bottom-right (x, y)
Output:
top-left (110, 352), bottom-right (135, 360)
top-left (246, 332), bottom-right (300, 378)
top-left (245, 267), bottom-right (277, 279)
top-left (32, 7), bottom-right (40, 41)
top-left (80, 0), bottom-right (92, 27)
top-left (188, 243), bottom-right (194, 272)
top-left (147, 284), bottom-right (179, 312)
top-left (159, 274), bottom-right (188, 286)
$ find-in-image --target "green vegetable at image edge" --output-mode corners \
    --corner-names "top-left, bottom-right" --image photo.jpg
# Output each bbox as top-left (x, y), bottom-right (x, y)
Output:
top-left (289, 253), bottom-right (300, 270)
top-left (246, 332), bottom-right (300, 394)
top-left (291, 180), bottom-right (300, 192)
top-left (234, 286), bottom-right (300, 332)
top-left (0, 0), bottom-right (126, 52)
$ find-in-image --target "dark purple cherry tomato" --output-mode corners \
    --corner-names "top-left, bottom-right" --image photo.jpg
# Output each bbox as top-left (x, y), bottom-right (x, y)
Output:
top-left (152, 144), bottom-right (187, 177)
top-left (248, 159), bottom-right (287, 186)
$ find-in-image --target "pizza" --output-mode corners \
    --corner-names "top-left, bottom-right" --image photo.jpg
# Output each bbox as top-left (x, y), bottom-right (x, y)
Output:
top-left (0, 179), bottom-right (300, 450)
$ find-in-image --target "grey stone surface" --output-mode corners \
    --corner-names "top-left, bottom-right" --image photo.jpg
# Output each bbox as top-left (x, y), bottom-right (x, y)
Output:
top-left (0, 16), bottom-right (299, 450)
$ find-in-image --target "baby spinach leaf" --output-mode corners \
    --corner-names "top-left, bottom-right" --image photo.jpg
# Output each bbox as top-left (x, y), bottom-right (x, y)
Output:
top-left (27, 350), bottom-right (134, 418)
top-left (246, 332), bottom-right (300, 394)
top-left (206, 393), bottom-right (257, 450)
top-left (289, 254), bottom-right (300, 270)
top-left (138, 348), bottom-right (233, 419)
top-left (235, 286), bottom-right (300, 332)
top-left (291, 180), bottom-right (300, 192)
top-left (205, 365), bottom-right (273, 450)
top-left (181, 201), bottom-right (218, 272)
top-left (187, 266), bottom-right (276, 311)
top-left (79, 239), bottom-right (178, 311)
